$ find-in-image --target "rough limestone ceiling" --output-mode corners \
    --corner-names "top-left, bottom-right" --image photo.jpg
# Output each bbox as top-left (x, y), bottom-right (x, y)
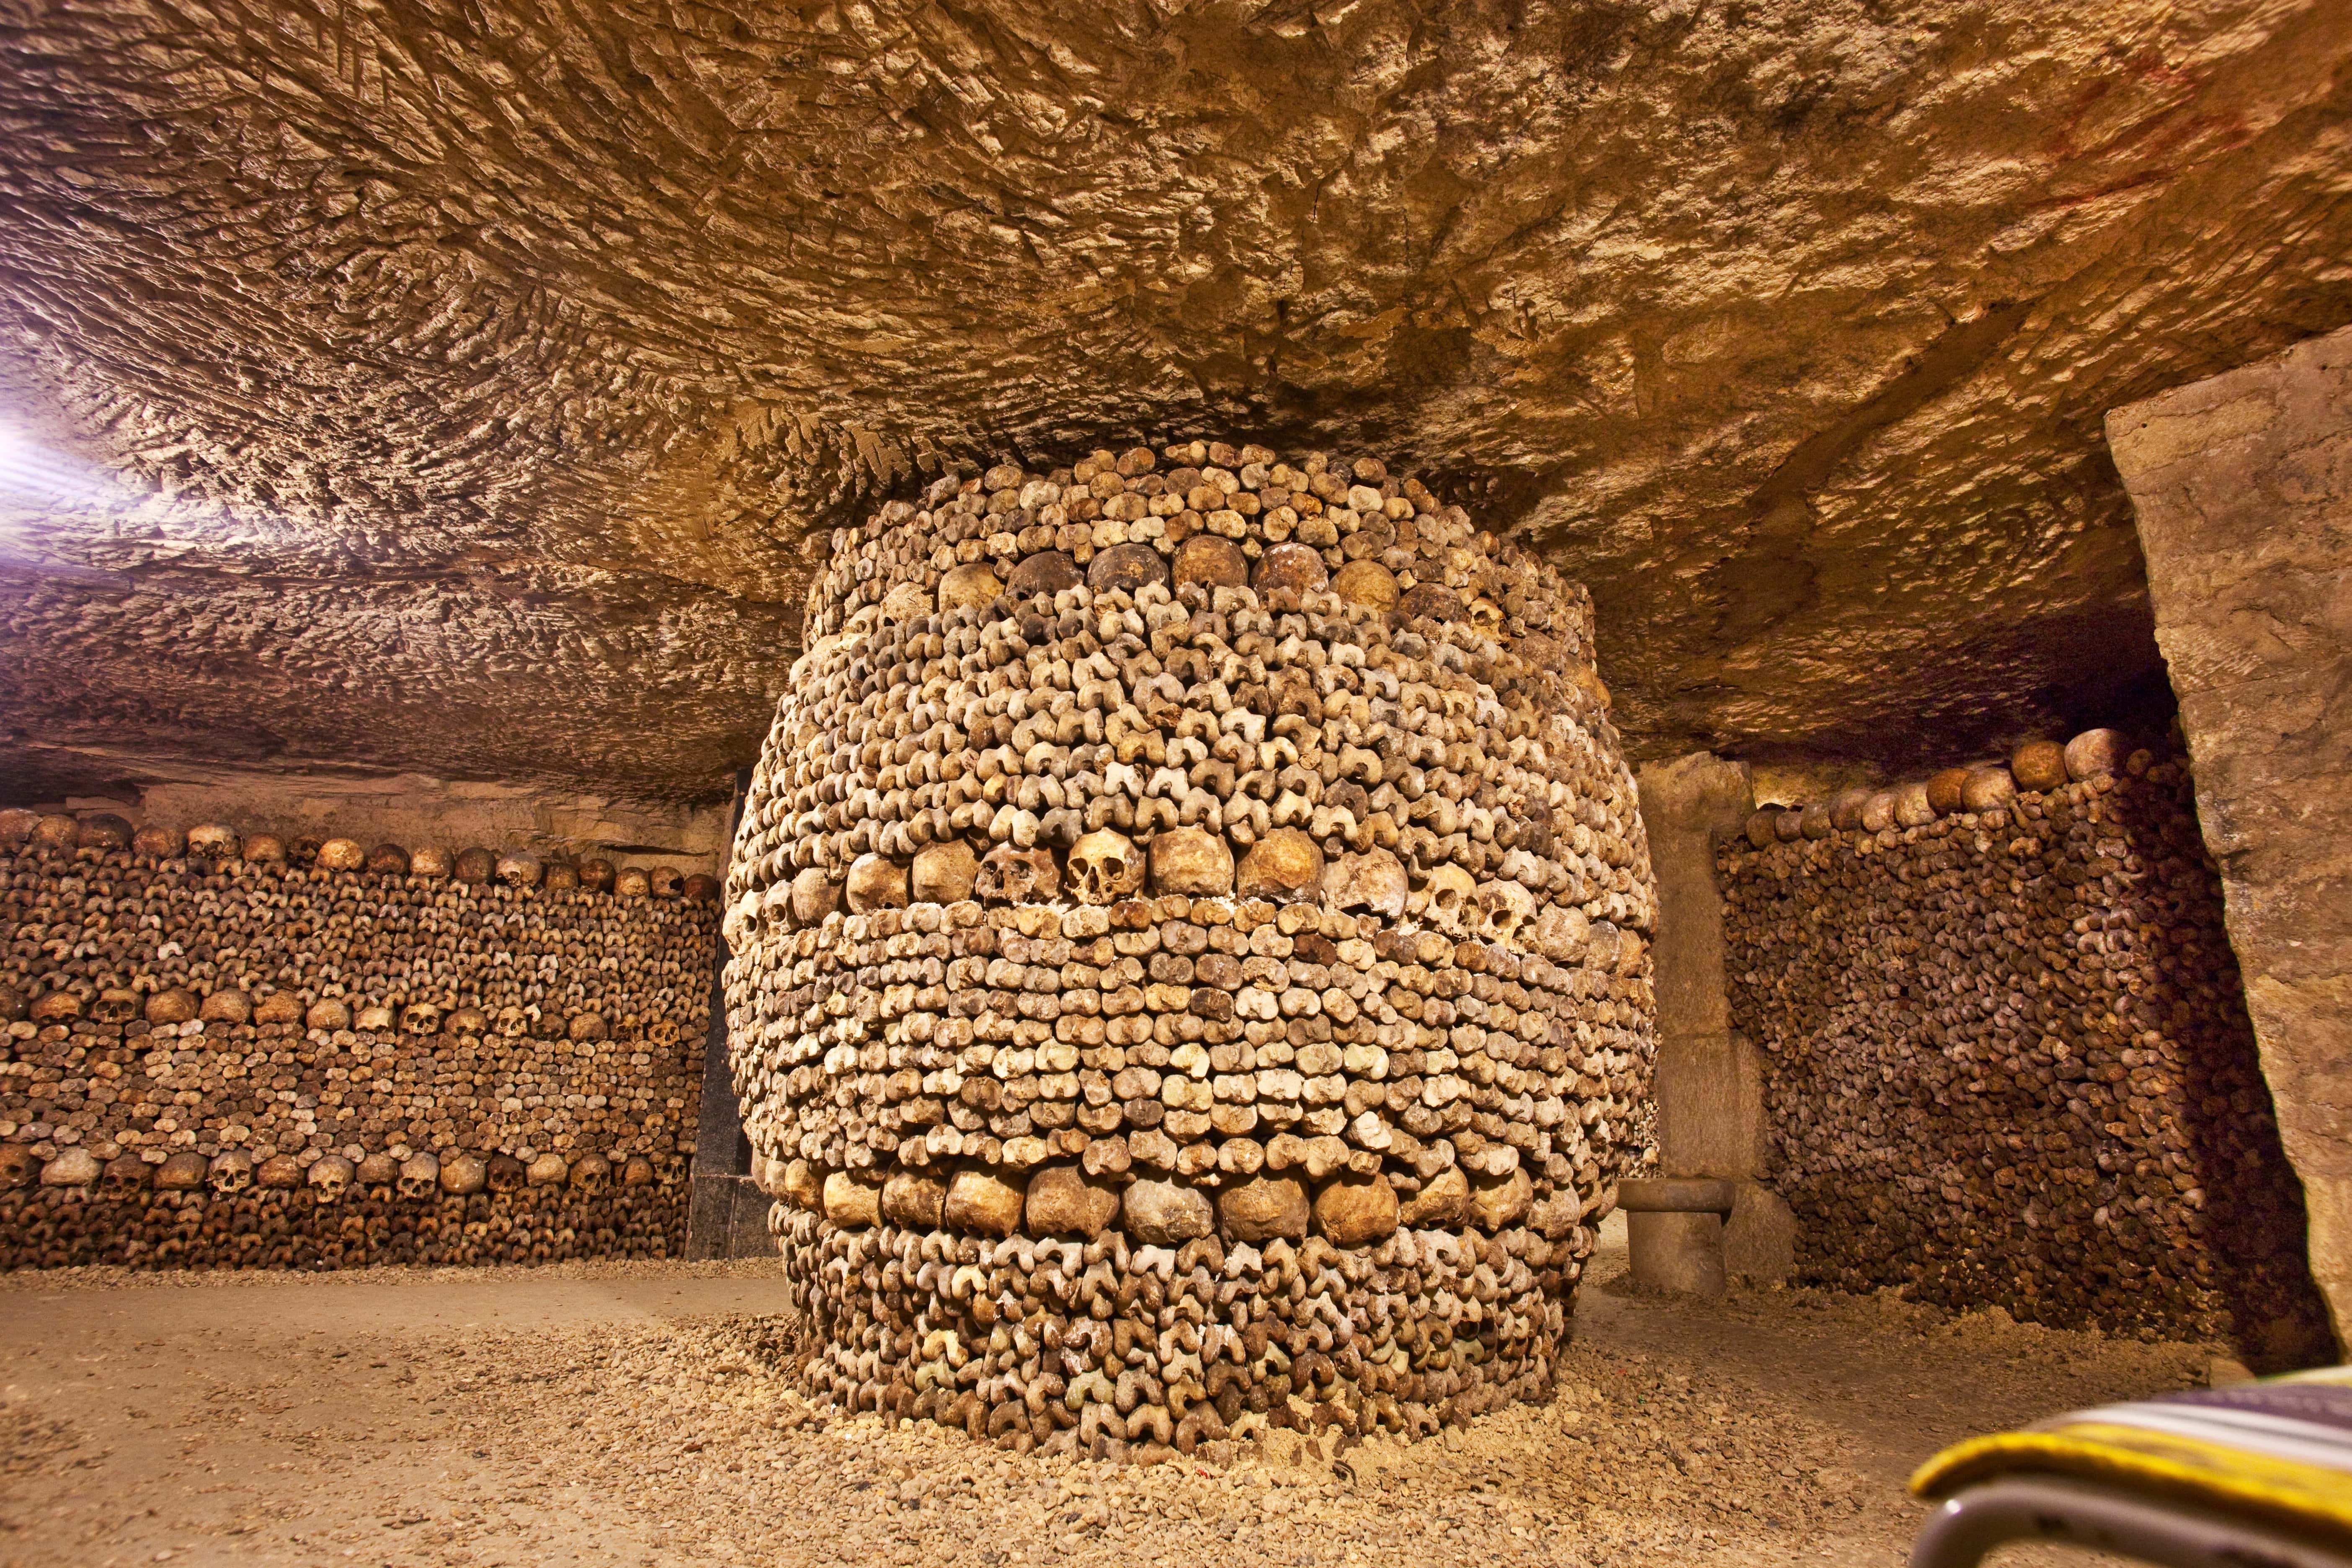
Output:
top-left (0, 0), bottom-right (2348, 798)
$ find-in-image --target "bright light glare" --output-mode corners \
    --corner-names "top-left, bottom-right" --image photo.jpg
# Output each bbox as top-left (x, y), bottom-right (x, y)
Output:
top-left (0, 419), bottom-right (130, 512)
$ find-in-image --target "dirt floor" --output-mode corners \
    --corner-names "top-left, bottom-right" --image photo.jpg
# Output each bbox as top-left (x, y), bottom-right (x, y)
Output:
top-left (0, 1216), bottom-right (2230, 1568)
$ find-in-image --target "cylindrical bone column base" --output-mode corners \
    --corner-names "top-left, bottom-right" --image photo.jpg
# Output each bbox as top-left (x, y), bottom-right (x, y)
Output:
top-left (724, 440), bottom-right (1658, 1458)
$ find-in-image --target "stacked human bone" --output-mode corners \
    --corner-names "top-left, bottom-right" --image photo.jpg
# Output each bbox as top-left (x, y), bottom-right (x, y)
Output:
top-left (1720, 730), bottom-right (2329, 1361)
top-left (724, 440), bottom-right (1657, 1460)
top-left (0, 810), bottom-right (720, 1271)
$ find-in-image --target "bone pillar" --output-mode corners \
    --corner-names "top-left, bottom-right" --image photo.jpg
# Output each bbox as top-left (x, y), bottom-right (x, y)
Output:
top-left (1633, 752), bottom-right (1791, 1289)
top-left (2109, 327), bottom-right (2352, 1352)
top-left (723, 443), bottom-right (1658, 1458)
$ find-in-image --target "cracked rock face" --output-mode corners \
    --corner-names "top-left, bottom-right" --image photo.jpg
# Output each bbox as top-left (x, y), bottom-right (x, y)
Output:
top-left (1, 0), bottom-right (2348, 795)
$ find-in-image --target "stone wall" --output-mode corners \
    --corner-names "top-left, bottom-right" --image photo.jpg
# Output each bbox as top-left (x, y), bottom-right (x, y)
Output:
top-left (1719, 735), bottom-right (2331, 1367)
top-left (2108, 325), bottom-right (2352, 1349)
top-left (725, 441), bottom-right (1656, 1459)
top-left (0, 810), bottom-right (720, 1271)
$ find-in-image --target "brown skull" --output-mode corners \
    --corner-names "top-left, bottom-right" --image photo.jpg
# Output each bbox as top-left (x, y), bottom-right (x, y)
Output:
top-left (1147, 827), bottom-right (1233, 897)
top-left (316, 838), bottom-right (366, 872)
top-left (1236, 828), bottom-right (1325, 904)
top-left (208, 1150), bottom-right (255, 1194)
top-left (307, 1155), bottom-right (355, 1202)
top-left (976, 845), bottom-right (1060, 905)
top-left (845, 853), bottom-right (908, 913)
top-left (911, 840), bottom-right (980, 905)
top-left (409, 846), bottom-right (452, 878)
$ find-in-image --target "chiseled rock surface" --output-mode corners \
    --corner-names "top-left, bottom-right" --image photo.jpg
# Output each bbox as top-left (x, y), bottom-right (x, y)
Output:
top-left (1, 3), bottom-right (2349, 794)
top-left (2108, 324), bottom-right (2352, 1344)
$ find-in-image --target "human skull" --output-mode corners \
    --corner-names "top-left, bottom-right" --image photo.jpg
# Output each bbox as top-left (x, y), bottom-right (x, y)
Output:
top-left (305, 998), bottom-right (351, 1032)
top-left (145, 988), bottom-right (198, 1026)
top-left (567, 1012), bottom-right (607, 1042)
top-left (76, 813), bottom-right (133, 850)
top-left (648, 865), bottom-right (683, 898)
top-left (485, 1153), bottom-right (527, 1193)
top-left (614, 867), bottom-right (650, 897)
top-left (910, 840), bottom-right (980, 905)
top-left (1530, 903), bottom-right (1591, 962)
top-left (285, 836), bottom-right (322, 866)
top-left (681, 873), bottom-right (719, 902)
top-left (1477, 881), bottom-right (1537, 944)
top-left (0, 808), bottom-right (38, 848)
top-left (1324, 848), bottom-right (1410, 920)
top-left (28, 814), bottom-right (77, 856)
top-left (40, 1148), bottom-right (100, 1194)
top-left (399, 1003), bottom-right (442, 1035)
top-left (444, 1007), bottom-right (488, 1038)
top-left (438, 1152), bottom-right (487, 1196)
top-left (208, 1150), bottom-right (255, 1194)
top-left (1418, 864), bottom-right (1478, 936)
top-left (494, 1006), bottom-right (529, 1038)
top-left (257, 1153), bottom-right (303, 1189)
top-left (28, 991), bottom-right (81, 1024)
top-left (936, 562), bottom-right (1003, 615)
top-left (155, 1151), bottom-right (210, 1191)
top-left (451, 846), bottom-right (493, 883)
top-left (316, 838), bottom-right (366, 872)
top-left (307, 1155), bottom-right (354, 1202)
top-left (569, 1153), bottom-right (612, 1195)
top-left (201, 988), bottom-right (253, 1025)
top-left (975, 845), bottom-right (1059, 905)
top-left (790, 866), bottom-right (841, 926)
top-left (526, 1153), bottom-right (569, 1186)
top-left (132, 823), bottom-right (185, 859)
top-left (366, 843), bottom-right (411, 875)
top-left (621, 1156), bottom-right (655, 1188)
top-left (578, 858), bottom-right (615, 891)
top-left (101, 1155), bottom-right (150, 1199)
top-left (185, 823), bottom-right (240, 859)
top-left (396, 1153), bottom-right (440, 1199)
top-left (90, 988), bottom-right (140, 1024)
top-left (356, 1151), bottom-right (402, 1189)
top-left (1236, 828), bottom-right (1325, 904)
top-left (410, 846), bottom-right (452, 879)
top-left (1146, 827), bottom-right (1233, 897)
top-left (495, 850), bottom-right (543, 887)
top-left (543, 861), bottom-right (580, 891)
top-left (353, 1004), bottom-right (395, 1032)
top-left (1067, 830), bottom-right (1144, 905)
top-left (0, 1144), bottom-right (39, 1189)
top-left (845, 853), bottom-right (910, 913)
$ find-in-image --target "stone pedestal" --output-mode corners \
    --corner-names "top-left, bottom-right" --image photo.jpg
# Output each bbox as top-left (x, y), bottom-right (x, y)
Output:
top-left (2110, 329), bottom-right (2352, 1358)
top-left (720, 442), bottom-right (1661, 1456)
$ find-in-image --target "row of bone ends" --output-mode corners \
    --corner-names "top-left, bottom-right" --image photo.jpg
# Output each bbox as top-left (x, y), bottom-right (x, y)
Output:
top-left (13, 1141), bottom-right (643, 1199)
top-left (0, 809), bottom-right (712, 897)
top-left (738, 834), bottom-right (1589, 957)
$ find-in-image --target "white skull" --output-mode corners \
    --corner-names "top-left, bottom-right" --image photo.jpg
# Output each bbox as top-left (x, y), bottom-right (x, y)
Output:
top-left (1067, 830), bottom-right (1143, 905)
top-left (307, 1154), bottom-right (354, 1202)
top-left (1477, 882), bottom-right (1536, 944)
top-left (399, 1003), bottom-right (442, 1036)
top-left (396, 1152), bottom-right (440, 1199)
top-left (1418, 864), bottom-right (1478, 936)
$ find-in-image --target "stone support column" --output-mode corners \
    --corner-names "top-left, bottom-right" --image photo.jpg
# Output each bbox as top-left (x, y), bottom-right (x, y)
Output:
top-left (2108, 327), bottom-right (2352, 1348)
top-left (687, 770), bottom-right (769, 1259)
top-left (1634, 752), bottom-right (1793, 1287)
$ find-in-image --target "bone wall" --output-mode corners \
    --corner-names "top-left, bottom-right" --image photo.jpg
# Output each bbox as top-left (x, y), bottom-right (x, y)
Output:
top-left (725, 441), bottom-right (1656, 1460)
top-left (0, 812), bottom-right (720, 1271)
top-left (1720, 734), bottom-right (2332, 1366)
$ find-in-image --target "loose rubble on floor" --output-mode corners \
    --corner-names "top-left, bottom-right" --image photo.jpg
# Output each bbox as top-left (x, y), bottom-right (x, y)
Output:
top-left (0, 1232), bottom-right (2222, 1568)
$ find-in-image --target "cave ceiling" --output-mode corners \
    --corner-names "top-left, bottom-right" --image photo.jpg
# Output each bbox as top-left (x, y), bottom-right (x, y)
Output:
top-left (0, 0), bottom-right (2348, 803)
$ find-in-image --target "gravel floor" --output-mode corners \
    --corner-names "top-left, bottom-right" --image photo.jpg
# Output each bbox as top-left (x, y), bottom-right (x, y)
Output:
top-left (0, 1217), bottom-right (2224, 1568)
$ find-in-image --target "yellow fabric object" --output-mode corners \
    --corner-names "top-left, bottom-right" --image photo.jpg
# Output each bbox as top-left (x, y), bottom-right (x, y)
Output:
top-left (1911, 1366), bottom-right (2352, 1549)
